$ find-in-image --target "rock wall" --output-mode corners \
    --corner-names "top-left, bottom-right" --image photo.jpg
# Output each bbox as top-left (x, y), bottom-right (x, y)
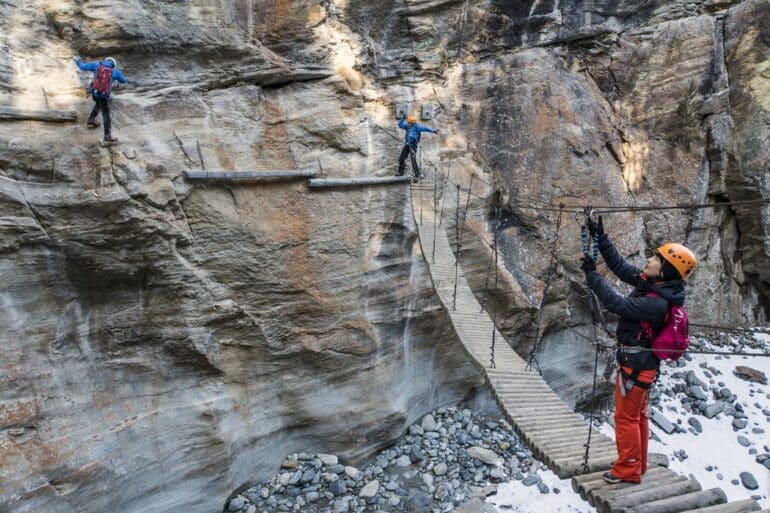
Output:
top-left (0, 0), bottom-right (767, 512)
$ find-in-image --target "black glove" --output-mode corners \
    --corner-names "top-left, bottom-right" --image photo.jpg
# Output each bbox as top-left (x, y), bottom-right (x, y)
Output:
top-left (435, 129), bottom-right (441, 134)
top-left (586, 215), bottom-right (604, 238)
top-left (580, 256), bottom-right (597, 273)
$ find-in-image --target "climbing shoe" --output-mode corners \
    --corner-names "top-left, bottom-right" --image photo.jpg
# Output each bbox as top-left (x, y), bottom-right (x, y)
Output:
top-left (602, 472), bottom-right (623, 484)
top-left (87, 119), bottom-right (100, 128)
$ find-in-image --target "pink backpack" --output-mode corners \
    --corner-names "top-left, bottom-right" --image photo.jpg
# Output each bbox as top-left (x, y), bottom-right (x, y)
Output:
top-left (638, 292), bottom-right (689, 360)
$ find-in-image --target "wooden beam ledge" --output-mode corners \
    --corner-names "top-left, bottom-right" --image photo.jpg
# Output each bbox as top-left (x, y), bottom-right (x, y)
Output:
top-left (184, 170), bottom-right (318, 181)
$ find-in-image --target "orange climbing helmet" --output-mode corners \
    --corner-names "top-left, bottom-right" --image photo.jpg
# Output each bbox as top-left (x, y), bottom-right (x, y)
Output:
top-left (406, 115), bottom-right (418, 124)
top-left (656, 243), bottom-right (697, 280)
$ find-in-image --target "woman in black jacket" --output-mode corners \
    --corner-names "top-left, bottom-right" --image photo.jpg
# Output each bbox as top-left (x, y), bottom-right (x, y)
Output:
top-left (580, 217), bottom-right (696, 484)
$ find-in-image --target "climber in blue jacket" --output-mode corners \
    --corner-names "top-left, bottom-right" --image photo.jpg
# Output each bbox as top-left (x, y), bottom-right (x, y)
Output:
top-left (396, 114), bottom-right (439, 181)
top-left (75, 57), bottom-right (127, 143)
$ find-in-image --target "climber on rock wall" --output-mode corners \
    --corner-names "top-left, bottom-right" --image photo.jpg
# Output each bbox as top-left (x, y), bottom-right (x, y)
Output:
top-left (580, 215), bottom-right (697, 484)
top-left (396, 114), bottom-right (439, 182)
top-left (75, 56), bottom-right (127, 145)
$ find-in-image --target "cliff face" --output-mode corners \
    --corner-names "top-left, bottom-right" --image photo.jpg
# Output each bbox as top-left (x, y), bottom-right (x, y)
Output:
top-left (0, 0), bottom-right (767, 512)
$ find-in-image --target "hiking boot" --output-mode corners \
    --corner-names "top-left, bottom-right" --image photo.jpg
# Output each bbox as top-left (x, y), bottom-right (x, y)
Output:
top-left (87, 119), bottom-right (100, 128)
top-left (412, 175), bottom-right (423, 183)
top-left (103, 136), bottom-right (118, 143)
top-left (602, 472), bottom-right (623, 484)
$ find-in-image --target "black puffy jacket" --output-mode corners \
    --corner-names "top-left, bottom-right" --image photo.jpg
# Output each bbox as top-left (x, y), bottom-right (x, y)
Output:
top-left (585, 235), bottom-right (686, 370)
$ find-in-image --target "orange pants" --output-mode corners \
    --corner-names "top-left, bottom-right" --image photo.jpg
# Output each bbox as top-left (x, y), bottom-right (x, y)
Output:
top-left (611, 366), bottom-right (657, 482)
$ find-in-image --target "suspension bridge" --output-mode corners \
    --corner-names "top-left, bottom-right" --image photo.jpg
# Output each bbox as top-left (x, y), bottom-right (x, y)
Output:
top-left (408, 175), bottom-right (768, 513)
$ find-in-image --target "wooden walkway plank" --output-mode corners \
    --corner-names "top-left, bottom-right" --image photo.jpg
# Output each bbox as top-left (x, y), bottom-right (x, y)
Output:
top-left (622, 488), bottom-right (727, 513)
top-left (600, 480), bottom-right (702, 513)
top-left (596, 476), bottom-right (691, 510)
top-left (579, 467), bottom-right (674, 502)
top-left (677, 502), bottom-right (762, 513)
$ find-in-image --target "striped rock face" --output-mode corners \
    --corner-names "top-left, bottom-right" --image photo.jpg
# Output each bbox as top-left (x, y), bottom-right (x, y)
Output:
top-left (0, 0), bottom-right (767, 512)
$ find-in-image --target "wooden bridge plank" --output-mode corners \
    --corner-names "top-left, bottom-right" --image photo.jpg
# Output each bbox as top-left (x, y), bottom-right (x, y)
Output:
top-left (622, 489), bottom-right (727, 513)
top-left (595, 475), bottom-right (689, 508)
top-left (583, 467), bottom-right (675, 504)
top-left (601, 479), bottom-right (701, 513)
top-left (676, 501), bottom-right (761, 513)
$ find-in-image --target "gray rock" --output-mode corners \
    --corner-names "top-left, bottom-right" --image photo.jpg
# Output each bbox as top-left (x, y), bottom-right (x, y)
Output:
top-left (359, 480), bottom-right (379, 498)
top-left (688, 417), bottom-right (703, 433)
top-left (733, 366), bottom-right (768, 385)
top-left (395, 455), bottom-right (411, 467)
top-left (327, 464), bottom-right (345, 474)
top-left (732, 418), bottom-right (748, 430)
top-left (318, 454), bottom-right (339, 466)
top-left (489, 468), bottom-right (506, 480)
top-left (689, 385), bottom-right (708, 401)
top-left (739, 472), bottom-right (758, 490)
top-left (719, 388), bottom-right (734, 401)
top-left (650, 409), bottom-right (677, 434)
top-left (412, 492), bottom-right (431, 508)
top-left (422, 414), bottom-right (438, 431)
top-left (328, 479), bottom-right (347, 497)
top-left (686, 371), bottom-right (705, 388)
top-left (410, 446), bottom-right (425, 463)
top-left (434, 482), bottom-right (452, 501)
top-left (737, 435), bottom-right (751, 447)
top-left (332, 498), bottom-right (350, 512)
top-left (467, 446), bottom-right (503, 466)
top-left (704, 404), bottom-right (723, 419)
top-left (522, 474), bottom-right (541, 486)
top-left (453, 498), bottom-right (498, 513)
top-left (227, 496), bottom-right (246, 511)
top-left (433, 463), bottom-right (448, 476)
top-left (537, 482), bottom-right (550, 494)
